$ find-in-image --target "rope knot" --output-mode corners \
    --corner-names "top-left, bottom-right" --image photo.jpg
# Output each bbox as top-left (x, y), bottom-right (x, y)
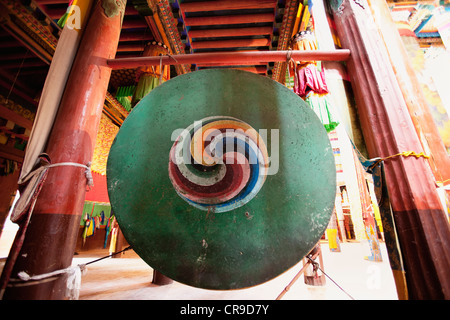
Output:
top-left (84, 162), bottom-right (94, 189)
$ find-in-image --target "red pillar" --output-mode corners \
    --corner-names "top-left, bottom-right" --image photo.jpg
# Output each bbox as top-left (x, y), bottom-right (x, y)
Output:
top-left (3, 0), bottom-right (126, 299)
top-left (366, 0), bottom-right (450, 186)
top-left (329, 0), bottom-right (450, 299)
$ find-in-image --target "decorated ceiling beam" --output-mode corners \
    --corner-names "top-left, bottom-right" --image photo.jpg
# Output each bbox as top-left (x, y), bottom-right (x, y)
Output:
top-left (188, 26), bottom-right (274, 38)
top-left (0, 0), bottom-right (60, 64)
top-left (184, 12), bottom-right (275, 26)
top-left (0, 0), bottom-right (134, 124)
top-left (179, 0), bottom-right (277, 12)
top-left (272, 0), bottom-right (301, 83)
top-left (104, 92), bottom-right (130, 127)
top-left (133, 0), bottom-right (189, 74)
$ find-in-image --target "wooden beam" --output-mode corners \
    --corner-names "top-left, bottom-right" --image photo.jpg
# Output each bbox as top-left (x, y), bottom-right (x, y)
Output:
top-left (180, 0), bottom-right (277, 12)
top-left (1, 23), bottom-right (53, 64)
top-left (0, 59), bottom-right (48, 69)
top-left (116, 43), bottom-right (146, 52)
top-left (1, 0), bottom-right (125, 300)
top-left (184, 13), bottom-right (274, 26)
top-left (368, 0), bottom-right (450, 185)
top-left (189, 26), bottom-right (273, 38)
top-left (0, 78), bottom-right (38, 107)
top-left (0, 144), bottom-right (24, 163)
top-left (191, 38), bottom-right (271, 49)
top-left (119, 32), bottom-right (153, 42)
top-left (41, 7), bottom-right (66, 19)
top-left (0, 104), bottom-right (33, 130)
top-left (330, 0), bottom-right (450, 299)
top-left (107, 50), bottom-right (351, 69)
top-left (122, 19), bottom-right (148, 29)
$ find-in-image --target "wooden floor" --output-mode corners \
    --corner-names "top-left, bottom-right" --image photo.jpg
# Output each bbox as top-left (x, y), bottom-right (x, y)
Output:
top-left (70, 242), bottom-right (398, 300)
top-left (0, 221), bottom-right (398, 300)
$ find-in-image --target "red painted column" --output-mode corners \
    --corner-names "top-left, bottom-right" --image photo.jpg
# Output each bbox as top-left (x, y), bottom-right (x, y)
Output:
top-left (3, 0), bottom-right (126, 299)
top-left (329, 0), bottom-right (450, 299)
top-left (366, 0), bottom-right (450, 187)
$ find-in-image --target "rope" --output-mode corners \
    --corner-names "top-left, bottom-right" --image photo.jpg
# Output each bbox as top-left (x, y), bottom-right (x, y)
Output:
top-left (47, 161), bottom-right (94, 188)
top-left (276, 251), bottom-right (319, 300)
top-left (367, 150), bottom-right (429, 172)
top-left (6, 49), bottom-right (29, 103)
top-left (7, 246), bottom-right (133, 299)
top-left (159, 55), bottom-right (163, 83)
top-left (286, 49), bottom-right (295, 88)
top-left (0, 157), bottom-right (95, 298)
top-left (18, 158), bottom-right (94, 189)
top-left (305, 255), bottom-right (356, 300)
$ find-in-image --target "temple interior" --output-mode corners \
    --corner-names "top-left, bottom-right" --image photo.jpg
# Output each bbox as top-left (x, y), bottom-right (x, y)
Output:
top-left (0, 0), bottom-right (449, 301)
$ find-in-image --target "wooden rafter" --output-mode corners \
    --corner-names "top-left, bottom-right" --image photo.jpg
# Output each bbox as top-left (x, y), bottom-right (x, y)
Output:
top-left (272, 0), bottom-right (300, 83)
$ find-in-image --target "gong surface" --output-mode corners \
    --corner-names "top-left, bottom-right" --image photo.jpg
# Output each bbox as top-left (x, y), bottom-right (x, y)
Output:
top-left (107, 69), bottom-right (336, 290)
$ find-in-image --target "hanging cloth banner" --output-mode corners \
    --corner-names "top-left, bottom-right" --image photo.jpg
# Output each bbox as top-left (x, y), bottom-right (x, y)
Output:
top-left (289, 27), bottom-right (340, 133)
top-left (131, 42), bottom-right (171, 107)
top-left (57, 0), bottom-right (75, 28)
top-left (305, 92), bottom-right (340, 133)
top-left (18, 0), bottom-right (94, 185)
top-left (115, 86), bottom-right (136, 112)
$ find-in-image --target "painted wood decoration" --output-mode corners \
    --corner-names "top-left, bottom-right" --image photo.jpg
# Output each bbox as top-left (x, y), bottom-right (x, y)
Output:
top-left (107, 69), bottom-right (336, 290)
top-left (169, 116), bottom-right (269, 213)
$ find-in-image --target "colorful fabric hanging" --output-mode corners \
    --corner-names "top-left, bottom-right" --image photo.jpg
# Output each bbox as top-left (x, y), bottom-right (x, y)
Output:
top-left (115, 86), bottom-right (136, 112)
top-left (304, 92), bottom-right (340, 133)
top-left (80, 201), bottom-right (112, 226)
top-left (104, 215), bottom-right (115, 248)
top-left (132, 75), bottom-right (161, 106)
top-left (293, 63), bottom-right (329, 98)
top-left (291, 30), bottom-right (318, 64)
top-left (82, 217), bottom-right (94, 245)
top-left (57, 0), bottom-right (75, 28)
top-left (131, 42), bottom-right (171, 107)
top-left (289, 24), bottom-right (339, 133)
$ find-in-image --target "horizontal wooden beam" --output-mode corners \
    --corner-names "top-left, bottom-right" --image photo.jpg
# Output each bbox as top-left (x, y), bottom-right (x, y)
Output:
top-left (122, 19), bottom-right (148, 29)
top-left (0, 59), bottom-right (48, 69)
top-left (180, 0), bottom-right (277, 12)
top-left (107, 49), bottom-right (351, 69)
top-left (116, 43), bottom-right (146, 52)
top-left (119, 32), bottom-right (153, 42)
top-left (0, 143), bottom-right (25, 163)
top-left (0, 104), bottom-right (33, 130)
top-left (41, 7), bottom-right (66, 19)
top-left (191, 38), bottom-right (271, 49)
top-left (0, 78), bottom-right (38, 106)
top-left (184, 13), bottom-right (274, 26)
top-left (189, 26), bottom-right (273, 38)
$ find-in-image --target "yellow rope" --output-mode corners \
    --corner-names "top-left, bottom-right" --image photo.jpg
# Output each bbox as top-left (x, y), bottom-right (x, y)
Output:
top-left (382, 151), bottom-right (430, 161)
top-left (368, 150), bottom-right (429, 171)
top-left (370, 151), bottom-right (450, 187)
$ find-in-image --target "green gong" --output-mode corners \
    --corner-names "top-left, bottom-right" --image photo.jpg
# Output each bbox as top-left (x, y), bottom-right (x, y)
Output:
top-left (107, 69), bottom-right (336, 290)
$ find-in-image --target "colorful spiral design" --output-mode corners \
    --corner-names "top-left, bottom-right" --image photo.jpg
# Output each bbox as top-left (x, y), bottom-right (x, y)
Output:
top-left (168, 116), bottom-right (269, 213)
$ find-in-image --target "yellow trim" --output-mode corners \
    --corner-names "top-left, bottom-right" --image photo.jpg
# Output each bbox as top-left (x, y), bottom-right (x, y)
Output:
top-left (291, 4), bottom-right (304, 37)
